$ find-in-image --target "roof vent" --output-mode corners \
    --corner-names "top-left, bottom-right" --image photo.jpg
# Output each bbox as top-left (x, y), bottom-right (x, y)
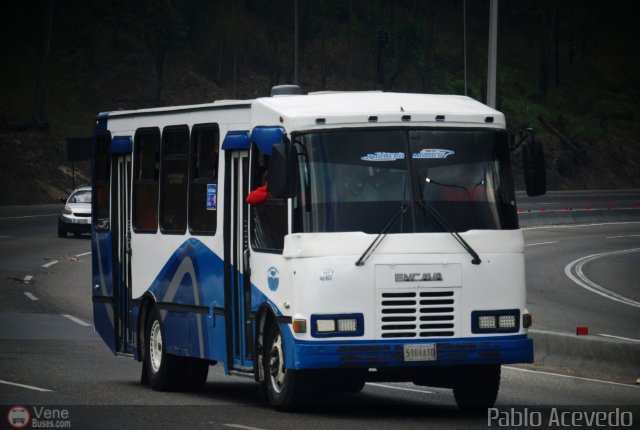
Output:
top-left (271, 85), bottom-right (304, 97)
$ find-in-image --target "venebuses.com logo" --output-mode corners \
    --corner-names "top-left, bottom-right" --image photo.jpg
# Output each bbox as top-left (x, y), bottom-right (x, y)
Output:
top-left (7, 406), bottom-right (30, 429)
top-left (6, 406), bottom-right (72, 429)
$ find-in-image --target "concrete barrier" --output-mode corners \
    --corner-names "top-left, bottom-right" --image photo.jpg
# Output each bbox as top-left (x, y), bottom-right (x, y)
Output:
top-left (519, 208), bottom-right (640, 227)
top-left (529, 329), bottom-right (640, 384)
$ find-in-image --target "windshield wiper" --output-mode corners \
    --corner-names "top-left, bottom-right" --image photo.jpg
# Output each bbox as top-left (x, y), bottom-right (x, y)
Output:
top-left (416, 199), bottom-right (482, 265)
top-left (355, 203), bottom-right (408, 266)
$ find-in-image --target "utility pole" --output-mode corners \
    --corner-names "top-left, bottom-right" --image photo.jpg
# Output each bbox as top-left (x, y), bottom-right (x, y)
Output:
top-left (463, 0), bottom-right (467, 96)
top-left (294, 0), bottom-right (299, 85)
top-left (486, 0), bottom-right (498, 108)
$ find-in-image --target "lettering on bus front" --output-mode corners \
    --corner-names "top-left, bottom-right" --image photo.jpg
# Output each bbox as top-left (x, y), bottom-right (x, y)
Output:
top-left (395, 272), bottom-right (443, 282)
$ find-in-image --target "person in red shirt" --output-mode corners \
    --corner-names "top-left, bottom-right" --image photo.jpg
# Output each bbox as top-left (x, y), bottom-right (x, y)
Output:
top-left (247, 169), bottom-right (270, 205)
top-left (246, 184), bottom-right (269, 205)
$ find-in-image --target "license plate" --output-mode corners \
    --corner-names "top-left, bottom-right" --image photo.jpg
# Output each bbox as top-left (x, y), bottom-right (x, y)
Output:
top-left (404, 344), bottom-right (437, 362)
top-left (79, 218), bottom-right (90, 224)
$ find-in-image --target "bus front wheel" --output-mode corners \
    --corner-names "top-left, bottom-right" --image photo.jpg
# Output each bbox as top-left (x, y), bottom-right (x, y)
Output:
top-left (452, 364), bottom-right (501, 411)
top-left (263, 322), bottom-right (309, 409)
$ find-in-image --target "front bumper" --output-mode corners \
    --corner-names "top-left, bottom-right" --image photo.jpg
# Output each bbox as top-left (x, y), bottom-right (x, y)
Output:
top-left (60, 216), bottom-right (92, 233)
top-left (289, 334), bottom-right (533, 369)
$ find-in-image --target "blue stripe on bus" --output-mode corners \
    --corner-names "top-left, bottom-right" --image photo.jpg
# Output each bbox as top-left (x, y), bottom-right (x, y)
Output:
top-left (146, 238), bottom-right (226, 361)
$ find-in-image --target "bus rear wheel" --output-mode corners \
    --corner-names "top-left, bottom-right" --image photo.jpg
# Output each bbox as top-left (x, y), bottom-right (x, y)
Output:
top-left (452, 364), bottom-right (501, 411)
top-left (144, 306), bottom-right (184, 391)
top-left (263, 322), bottom-right (309, 409)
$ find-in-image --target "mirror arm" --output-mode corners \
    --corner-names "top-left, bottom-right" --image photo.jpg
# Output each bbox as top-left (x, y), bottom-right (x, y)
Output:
top-left (511, 126), bottom-right (534, 151)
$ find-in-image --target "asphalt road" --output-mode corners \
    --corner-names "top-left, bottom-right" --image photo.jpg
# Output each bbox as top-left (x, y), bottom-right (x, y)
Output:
top-left (524, 222), bottom-right (640, 340)
top-left (1, 199), bottom-right (639, 429)
top-left (516, 189), bottom-right (640, 213)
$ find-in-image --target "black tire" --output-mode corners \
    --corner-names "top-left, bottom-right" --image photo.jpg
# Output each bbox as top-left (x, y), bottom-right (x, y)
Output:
top-left (317, 370), bottom-right (366, 394)
top-left (143, 306), bottom-right (184, 391)
top-left (57, 220), bottom-right (66, 238)
top-left (182, 357), bottom-right (209, 391)
top-left (334, 376), bottom-right (366, 393)
top-left (263, 322), bottom-right (310, 409)
top-left (452, 365), bottom-right (501, 411)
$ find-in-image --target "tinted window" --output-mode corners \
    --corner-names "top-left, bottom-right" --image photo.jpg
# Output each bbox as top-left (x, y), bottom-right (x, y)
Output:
top-left (133, 128), bottom-right (160, 232)
top-left (293, 129), bottom-right (517, 234)
top-left (189, 124), bottom-right (219, 235)
top-left (250, 144), bottom-right (287, 252)
top-left (160, 125), bottom-right (189, 234)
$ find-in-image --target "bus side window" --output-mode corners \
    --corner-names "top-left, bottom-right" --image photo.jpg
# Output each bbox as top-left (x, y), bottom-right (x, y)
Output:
top-left (160, 125), bottom-right (189, 234)
top-left (189, 124), bottom-right (219, 235)
top-left (250, 145), bottom-right (287, 253)
top-left (133, 128), bottom-right (160, 233)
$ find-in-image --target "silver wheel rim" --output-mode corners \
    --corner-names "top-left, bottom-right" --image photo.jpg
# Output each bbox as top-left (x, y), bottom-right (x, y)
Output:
top-left (149, 320), bottom-right (162, 374)
top-left (268, 332), bottom-right (286, 393)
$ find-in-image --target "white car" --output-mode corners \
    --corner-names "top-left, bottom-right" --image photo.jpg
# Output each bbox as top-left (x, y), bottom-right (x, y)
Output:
top-left (58, 185), bottom-right (92, 237)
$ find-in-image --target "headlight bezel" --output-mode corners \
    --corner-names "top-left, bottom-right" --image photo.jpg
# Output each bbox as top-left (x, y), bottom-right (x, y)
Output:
top-left (471, 309), bottom-right (520, 334)
top-left (310, 313), bottom-right (364, 338)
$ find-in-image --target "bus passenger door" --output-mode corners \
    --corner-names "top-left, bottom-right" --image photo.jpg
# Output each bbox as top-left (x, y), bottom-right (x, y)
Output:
top-left (112, 154), bottom-right (133, 354)
top-left (225, 151), bottom-right (253, 370)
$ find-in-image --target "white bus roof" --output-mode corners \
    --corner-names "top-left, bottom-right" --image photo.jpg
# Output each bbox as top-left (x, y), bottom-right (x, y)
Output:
top-left (96, 91), bottom-right (505, 131)
top-left (97, 99), bottom-right (252, 119)
top-left (252, 91), bottom-right (505, 130)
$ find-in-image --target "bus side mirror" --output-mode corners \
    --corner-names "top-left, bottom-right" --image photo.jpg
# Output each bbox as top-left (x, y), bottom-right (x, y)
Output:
top-left (268, 143), bottom-right (290, 199)
top-left (522, 137), bottom-right (547, 197)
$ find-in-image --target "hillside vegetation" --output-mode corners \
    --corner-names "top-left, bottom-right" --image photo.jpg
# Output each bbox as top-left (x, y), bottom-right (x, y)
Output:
top-left (1, 0), bottom-right (639, 204)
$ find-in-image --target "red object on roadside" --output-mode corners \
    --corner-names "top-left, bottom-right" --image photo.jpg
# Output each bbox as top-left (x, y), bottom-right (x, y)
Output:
top-left (576, 326), bottom-right (589, 336)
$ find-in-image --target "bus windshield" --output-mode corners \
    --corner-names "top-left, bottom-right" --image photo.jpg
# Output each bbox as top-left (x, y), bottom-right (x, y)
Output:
top-left (292, 128), bottom-right (518, 234)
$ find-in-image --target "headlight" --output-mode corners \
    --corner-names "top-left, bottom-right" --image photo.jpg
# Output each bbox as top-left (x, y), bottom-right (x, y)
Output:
top-left (63, 206), bottom-right (73, 215)
top-left (472, 310), bottom-right (520, 333)
top-left (498, 314), bottom-right (517, 329)
top-left (311, 314), bottom-right (364, 337)
top-left (478, 315), bottom-right (497, 329)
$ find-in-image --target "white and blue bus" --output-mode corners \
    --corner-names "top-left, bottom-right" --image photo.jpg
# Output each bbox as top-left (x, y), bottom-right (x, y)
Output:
top-left (92, 86), bottom-right (545, 410)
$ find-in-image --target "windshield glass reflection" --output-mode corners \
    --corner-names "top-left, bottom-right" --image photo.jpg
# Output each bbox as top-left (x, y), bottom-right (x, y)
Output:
top-left (292, 129), bottom-right (517, 234)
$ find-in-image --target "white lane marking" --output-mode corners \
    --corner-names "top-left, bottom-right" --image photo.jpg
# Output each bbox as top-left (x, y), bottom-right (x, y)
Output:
top-left (24, 292), bottom-right (39, 301)
top-left (0, 235), bottom-right (10, 239)
top-left (564, 248), bottom-right (640, 308)
top-left (23, 275), bottom-right (33, 283)
top-left (599, 334), bottom-right (640, 343)
top-left (41, 260), bottom-right (59, 268)
top-left (518, 192), bottom-right (640, 197)
top-left (525, 241), bottom-right (559, 247)
top-left (366, 382), bottom-right (434, 394)
top-left (61, 314), bottom-right (92, 327)
top-left (523, 221), bottom-right (640, 231)
top-left (75, 251), bottom-right (92, 257)
top-left (606, 234), bottom-right (640, 239)
top-left (0, 213), bottom-right (59, 220)
top-left (503, 366), bottom-right (640, 389)
top-left (0, 379), bottom-right (53, 392)
top-left (224, 424), bottom-right (268, 430)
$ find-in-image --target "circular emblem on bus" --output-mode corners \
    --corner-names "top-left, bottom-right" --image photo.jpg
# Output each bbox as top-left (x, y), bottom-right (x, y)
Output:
top-left (267, 267), bottom-right (280, 291)
top-left (7, 406), bottom-right (30, 429)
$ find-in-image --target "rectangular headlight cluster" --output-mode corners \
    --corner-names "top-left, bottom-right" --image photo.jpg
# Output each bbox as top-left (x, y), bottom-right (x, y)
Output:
top-left (311, 314), bottom-right (364, 337)
top-left (472, 310), bottom-right (520, 333)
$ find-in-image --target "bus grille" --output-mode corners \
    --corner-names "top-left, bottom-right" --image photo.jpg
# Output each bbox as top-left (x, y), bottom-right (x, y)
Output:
top-left (376, 290), bottom-right (456, 339)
